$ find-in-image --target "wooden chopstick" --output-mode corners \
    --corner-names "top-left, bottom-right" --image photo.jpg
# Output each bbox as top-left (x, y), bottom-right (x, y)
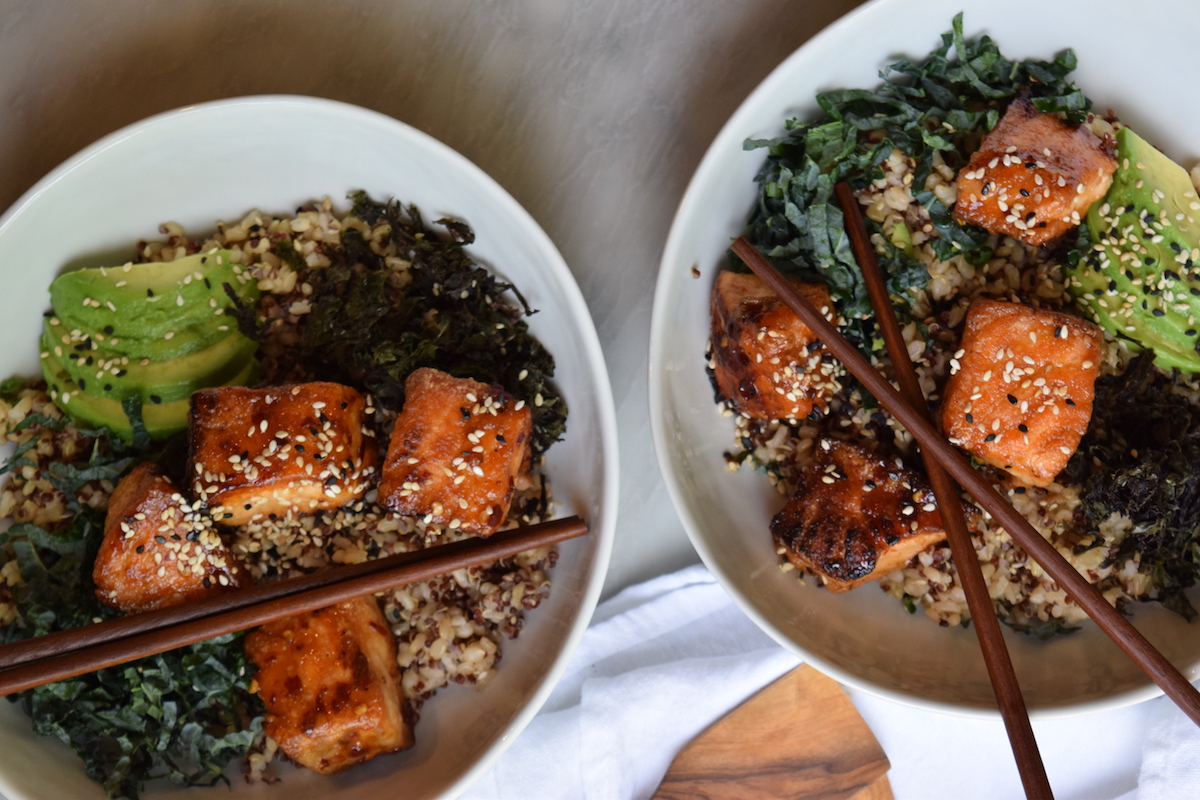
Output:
top-left (729, 236), bottom-right (1200, 727)
top-left (834, 182), bottom-right (1052, 800)
top-left (0, 515), bottom-right (588, 695)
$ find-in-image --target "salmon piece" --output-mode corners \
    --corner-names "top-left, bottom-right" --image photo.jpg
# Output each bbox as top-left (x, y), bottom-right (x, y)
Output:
top-left (244, 596), bottom-right (415, 775)
top-left (188, 382), bottom-right (378, 526)
top-left (942, 299), bottom-right (1103, 487)
top-left (953, 92), bottom-right (1116, 246)
top-left (771, 439), bottom-right (946, 592)
top-left (377, 368), bottom-right (532, 537)
top-left (93, 462), bottom-right (245, 612)
top-left (710, 271), bottom-right (841, 420)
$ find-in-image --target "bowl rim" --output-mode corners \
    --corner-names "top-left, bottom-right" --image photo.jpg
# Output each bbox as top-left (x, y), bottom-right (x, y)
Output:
top-left (0, 93), bottom-right (620, 797)
top-left (647, 0), bottom-right (1191, 720)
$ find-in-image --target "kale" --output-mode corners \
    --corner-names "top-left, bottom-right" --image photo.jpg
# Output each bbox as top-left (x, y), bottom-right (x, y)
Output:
top-left (998, 613), bottom-right (1081, 640)
top-left (0, 416), bottom-right (262, 799)
top-left (1071, 353), bottom-right (1200, 620)
top-left (300, 192), bottom-right (567, 454)
top-left (739, 12), bottom-right (1088, 348)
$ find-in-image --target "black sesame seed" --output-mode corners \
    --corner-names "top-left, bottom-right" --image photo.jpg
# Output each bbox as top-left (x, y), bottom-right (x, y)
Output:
top-left (1165, 270), bottom-right (1180, 281)
top-left (341, 401), bottom-right (349, 409)
top-left (1025, 212), bottom-right (1036, 223)
top-left (1006, 394), bottom-right (1017, 404)
top-left (1013, 487), bottom-right (1026, 494)
top-left (203, 577), bottom-right (212, 588)
top-left (244, 504), bottom-right (252, 510)
top-left (1153, 308), bottom-right (1166, 317)
top-left (295, 445), bottom-right (305, 453)
top-left (965, 413), bottom-right (974, 424)
top-left (1147, 258), bottom-right (1157, 266)
top-left (1066, 398), bottom-right (1076, 406)
top-left (1019, 188), bottom-right (1030, 197)
top-left (1018, 424), bottom-right (1029, 432)
top-left (153, 536), bottom-right (166, 544)
top-left (117, 370), bottom-right (127, 377)
top-left (104, 384), bottom-right (112, 391)
top-left (135, 545), bottom-right (145, 554)
top-left (1024, 161), bottom-right (1036, 169)
top-left (984, 434), bottom-right (997, 442)
top-left (223, 513), bottom-right (233, 519)
top-left (147, 288), bottom-right (154, 297)
top-left (1189, 330), bottom-right (1198, 337)
top-left (78, 379), bottom-right (86, 390)
top-left (496, 433), bottom-right (507, 444)
top-left (149, 394), bottom-right (162, 404)
top-left (204, 277), bottom-right (211, 289)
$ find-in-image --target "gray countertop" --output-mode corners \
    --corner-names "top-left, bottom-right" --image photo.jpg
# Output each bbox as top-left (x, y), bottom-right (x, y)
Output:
top-left (0, 0), bottom-right (864, 597)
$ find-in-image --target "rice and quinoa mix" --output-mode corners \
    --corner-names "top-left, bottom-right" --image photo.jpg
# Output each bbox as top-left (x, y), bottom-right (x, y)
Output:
top-left (720, 136), bottom-right (1200, 634)
top-left (0, 197), bottom-right (557, 782)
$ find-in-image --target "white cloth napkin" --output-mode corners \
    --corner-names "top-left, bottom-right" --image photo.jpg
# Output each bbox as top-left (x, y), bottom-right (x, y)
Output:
top-left (1132, 698), bottom-right (1200, 800)
top-left (460, 564), bottom-right (1198, 800)
top-left (459, 564), bottom-right (799, 800)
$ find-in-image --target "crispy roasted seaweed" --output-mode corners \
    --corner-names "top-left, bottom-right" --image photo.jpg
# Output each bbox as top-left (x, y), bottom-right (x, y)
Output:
top-left (299, 192), bottom-right (567, 455)
top-left (738, 12), bottom-right (1088, 348)
top-left (1069, 353), bottom-right (1200, 620)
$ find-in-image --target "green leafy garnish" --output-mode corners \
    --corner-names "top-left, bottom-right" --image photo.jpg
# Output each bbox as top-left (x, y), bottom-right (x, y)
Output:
top-left (739, 12), bottom-right (1088, 348)
top-left (0, 414), bottom-right (262, 799)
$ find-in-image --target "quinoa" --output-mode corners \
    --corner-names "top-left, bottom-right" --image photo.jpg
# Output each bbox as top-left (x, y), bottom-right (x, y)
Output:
top-left (722, 143), bottom-right (1195, 633)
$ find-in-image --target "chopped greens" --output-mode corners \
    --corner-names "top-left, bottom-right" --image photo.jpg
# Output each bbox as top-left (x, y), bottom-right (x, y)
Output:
top-left (0, 416), bottom-right (263, 800)
top-left (738, 12), bottom-right (1088, 347)
top-left (300, 192), bottom-right (567, 454)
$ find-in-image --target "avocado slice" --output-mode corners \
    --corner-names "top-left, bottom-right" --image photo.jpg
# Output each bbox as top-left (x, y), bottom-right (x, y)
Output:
top-left (1067, 127), bottom-right (1200, 372)
top-left (48, 250), bottom-right (260, 360)
top-left (41, 324), bottom-right (257, 405)
top-left (43, 357), bottom-right (259, 442)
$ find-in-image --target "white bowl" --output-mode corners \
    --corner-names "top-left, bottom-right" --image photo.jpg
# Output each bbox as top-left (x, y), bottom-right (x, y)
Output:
top-left (0, 96), bottom-right (618, 799)
top-left (650, 0), bottom-right (1200, 718)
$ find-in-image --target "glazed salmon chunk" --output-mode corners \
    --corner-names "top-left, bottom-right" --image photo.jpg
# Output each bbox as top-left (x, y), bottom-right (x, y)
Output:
top-left (188, 382), bottom-right (378, 526)
top-left (93, 462), bottom-right (245, 612)
top-left (710, 271), bottom-right (841, 420)
top-left (953, 92), bottom-right (1117, 246)
top-left (771, 439), bottom-right (947, 593)
top-left (942, 299), bottom-right (1103, 487)
top-left (244, 596), bottom-right (415, 775)
top-left (378, 368), bottom-right (532, 537)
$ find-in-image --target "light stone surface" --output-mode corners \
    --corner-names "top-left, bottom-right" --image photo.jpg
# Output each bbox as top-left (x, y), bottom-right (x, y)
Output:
top-left (0, 0), bottom-right (862, 595)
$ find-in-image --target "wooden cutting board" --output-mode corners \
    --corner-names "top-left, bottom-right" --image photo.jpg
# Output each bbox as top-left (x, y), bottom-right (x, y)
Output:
top-left (651, 665), bottom-right (892, 800)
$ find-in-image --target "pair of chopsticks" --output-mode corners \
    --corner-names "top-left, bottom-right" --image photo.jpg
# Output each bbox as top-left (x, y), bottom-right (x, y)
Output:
top-left (0, 515), bottom-right (588, 695)
top-left (732, 185), bottom-right (1200, 800)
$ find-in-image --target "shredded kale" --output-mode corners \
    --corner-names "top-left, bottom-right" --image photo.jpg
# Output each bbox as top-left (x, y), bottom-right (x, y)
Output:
top-left (299, 192), bottom-right (567, 454)
top-left (0, 417), bottom-right (262, 799)
top-left (1068, 353), bottom-right (1200, 620)
top-left (738, 12), bottom-right (1089, 348)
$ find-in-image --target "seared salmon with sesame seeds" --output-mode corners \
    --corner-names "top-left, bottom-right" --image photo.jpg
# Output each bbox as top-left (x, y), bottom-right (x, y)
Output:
top-left (710, 271), bottom-right (842, 421)
top-left (93, 462), bottom-right (245, 613)
top-left (188, 382), bottom-right (378, 526)
top-left (953, 91), bottom-right (1116, 247)
top-left (942, 299), bottom-right (1103, 487)
top-left (244, 596), bottom-right (415, 775)
top-left (771, 439), bottom-right (947, 593)
top-left (378, 368), bottom-right (533, 537)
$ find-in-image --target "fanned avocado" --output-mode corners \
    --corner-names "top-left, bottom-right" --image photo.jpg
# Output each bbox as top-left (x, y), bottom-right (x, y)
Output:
top-left (43, 357), bottom-right (259, 441)
top-left (42, 249), bottom-right (262, 436)
top-left (1067, 127), bottom-right (1200, 371)
top-left (40, 326), bottom-right (258, 405)
top-left (47, 250), bottom-right (259, 361)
